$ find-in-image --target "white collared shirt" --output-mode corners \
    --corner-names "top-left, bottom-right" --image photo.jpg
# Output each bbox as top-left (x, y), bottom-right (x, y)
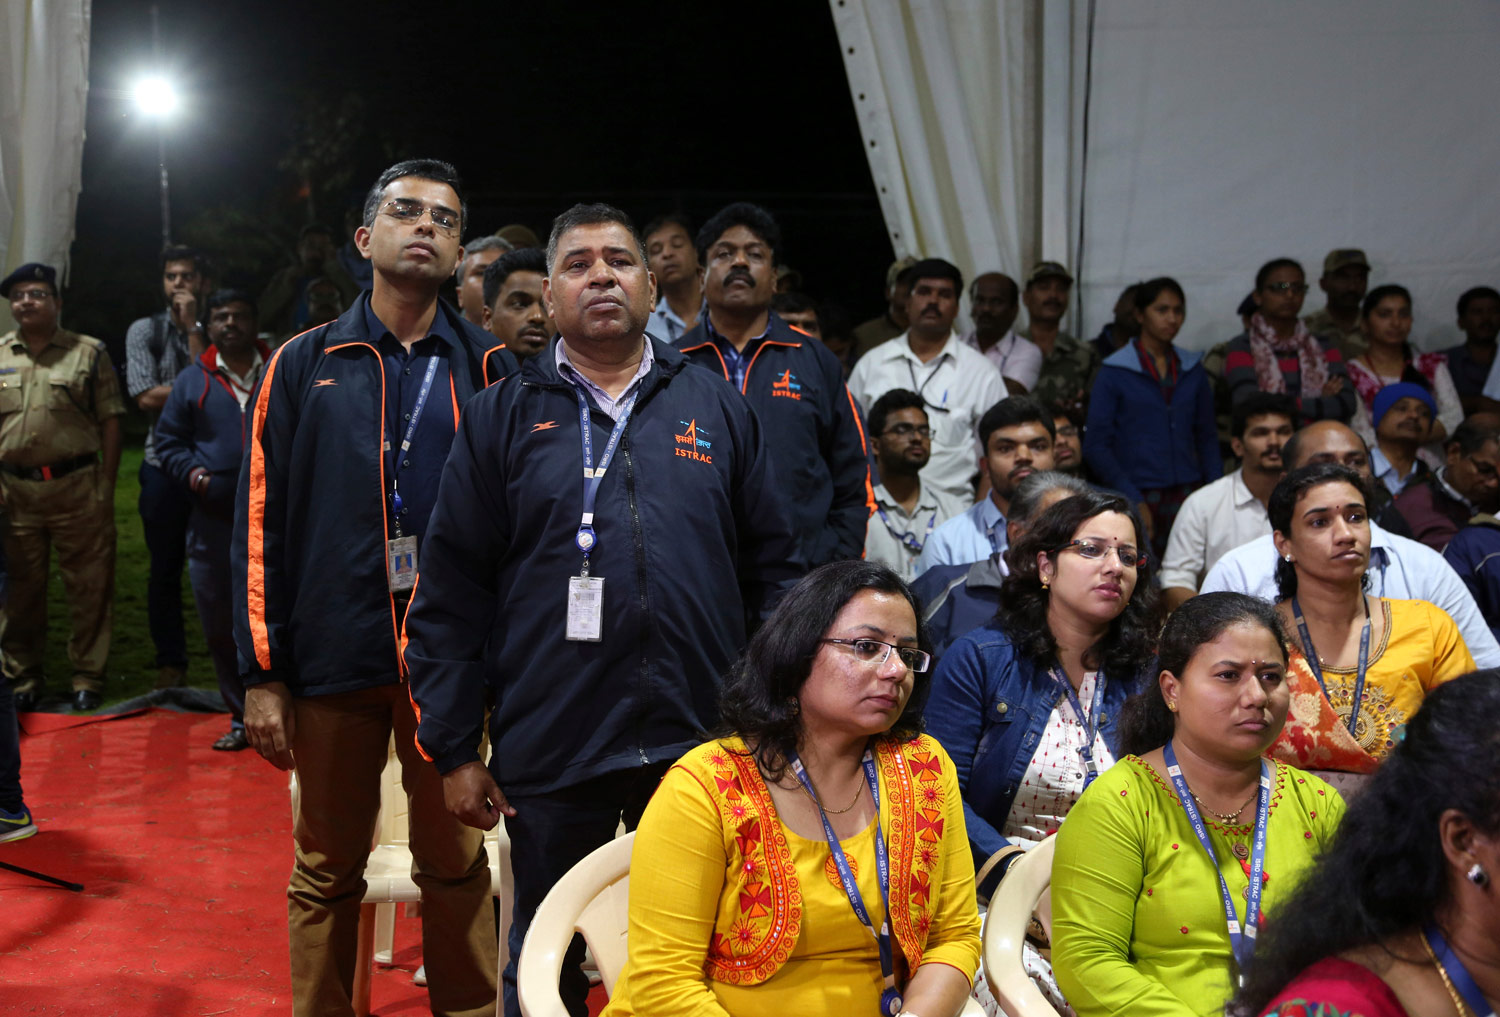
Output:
top-left (1200, 522), bottom-right (1500, 668)
top-left (848, 330), bottom-right (1005, 500)
top-left (555, 338), bottom-right (655, 421)
top-left (215, 349), bottom-right (265, 410)
top-left (864, 481), bottom-right (970, 582)
top-left (1158, 468), bottom-right (1271, 591)
top-left (959, 328), bottom-right (1042, 392)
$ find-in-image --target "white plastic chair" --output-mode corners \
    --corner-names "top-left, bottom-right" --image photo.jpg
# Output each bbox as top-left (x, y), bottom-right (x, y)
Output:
top-left (517, 832), bottom-right (635, 1017)
top-left (981, 836), bottom-right (1062, 1017)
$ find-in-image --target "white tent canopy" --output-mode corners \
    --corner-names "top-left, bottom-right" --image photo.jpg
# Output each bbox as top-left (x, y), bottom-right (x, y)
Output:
top-left (833, 0), bottom-right (1500, 351)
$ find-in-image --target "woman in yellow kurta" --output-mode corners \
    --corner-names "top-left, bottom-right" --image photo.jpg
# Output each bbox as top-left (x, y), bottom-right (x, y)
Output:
top-left (604, 561), bottom-right (982, 1017)
top-left (1051, 592), bottom-right (1346, 1017)
top-left (1265, 464), bottom-right (1474, 779)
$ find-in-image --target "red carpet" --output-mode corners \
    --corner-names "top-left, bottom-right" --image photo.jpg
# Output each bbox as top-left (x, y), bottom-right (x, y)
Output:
top-left (3, 709), bottom-right (597, 1015)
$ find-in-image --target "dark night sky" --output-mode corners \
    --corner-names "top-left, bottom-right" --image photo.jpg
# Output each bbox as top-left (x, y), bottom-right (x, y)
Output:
top-left (72, 0), bottom-right (895, 341)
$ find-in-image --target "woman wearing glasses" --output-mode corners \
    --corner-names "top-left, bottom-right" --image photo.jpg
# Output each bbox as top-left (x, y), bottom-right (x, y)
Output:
top-left (603, 561), bottom-right (981, 1017)
top-left (1263, 463), bottom-right (1473, 786)
top-left (925, 491), bottom-right (1160, 1013)
top-left (1345, 285), bottom-right (1464, 452)
top-left (1225, 258), bottom-right (1358, 425)
top-left (1051, 592), bottom-right (1346, 1017)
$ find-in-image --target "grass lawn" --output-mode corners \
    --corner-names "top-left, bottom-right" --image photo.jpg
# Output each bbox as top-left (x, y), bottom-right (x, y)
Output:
top-left (40, 443), bottom-right (216, 708)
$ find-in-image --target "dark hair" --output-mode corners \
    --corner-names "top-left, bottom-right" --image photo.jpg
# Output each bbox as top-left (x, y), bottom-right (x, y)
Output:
top-left (695, 202), bottom-right (781, 265)
top-left (159, 244), bottom-right (210, 277)
top-left (298, 222), bottom-right (337, 242)
top-left (1269, 463), bottom-right (1372, 599)
top-left (1231, 671), bottom-right (1500, 1016)
top-left (1255, 258), bottom-right (1304, 292)
top-left (361, 158), bottom-right (466, 235)
top-left (978, 395), bottom-right (1055, 450)
top-left (867, 389), bottom-right (926, 438)
top-left (1447, 418), bottom-right (1500, 456)
top-left (1117, 593), bottom-right (1289, 757)
top-left (715, 561), bottom-right (930, 781)
top-left (204, 288), bottom-right (256, 319)
top-left (1280, 423), bottom-right (1367, 473)
top-left (642, 211), bottom-right (694, 244)
top-left (1457, 285), bottom-right (1500, 317)
top-left (996, 491), bottom-right (1159, 679)
top-left (969, 272), bottom-right (1018, 302)
top-left (1132, 276), bottom-right (1185, 312)
top-left (1232, 392), bottom-right (1299, 440)
top-left (906, 258), bottom-right (963, 297)
top-left (545, 202), bottom-right (647, 271)
top-left (1047, 400), bottom-right (1085, 431)
top-left (1361, 283), bottom-right (1412, 320)
top-left (771, 291), bottom-right (818, 316)
top-left (482, 247), bottom-right (548, 310)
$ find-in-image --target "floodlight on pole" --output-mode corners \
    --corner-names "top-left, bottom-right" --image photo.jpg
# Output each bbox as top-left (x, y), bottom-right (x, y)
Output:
top-left (132, 76), bottom-right (179, 117)
top-left (140, 4), bottom-right (175, 247)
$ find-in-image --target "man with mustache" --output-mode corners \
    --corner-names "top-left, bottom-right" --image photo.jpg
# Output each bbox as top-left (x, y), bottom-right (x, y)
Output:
top-left (853, 255), bottom-right (918, 356)
top-left (1303, 248), bottom-right (1371, 361)
top-left (154, 289), bottom-right (270, 750)
top-left (482, 247), bottom-right (554, 361)
top-left (1159, 393), bottom-right (1297, 609)
top-left (402, 202), bottom-right (801, 1017)
top-left (849, 258), bottom-right (1006, 501)
top-left (961, 271), bottom-right (1040, 394)
top-left (642, 212), bottom-right (700, 343)
top-left (1395, 419), bottom-right (1500, 551)
top-left (1369, 383), bottom-right (1438, 498)
top-left (233, 159), bottom-right (517, 1017)
top-left (1200, 419), bottom-right (1500, 667)
top-left (1020, 261), bottom-right (1098, 415)
top-left (913, 395), bottom-right (1055, 576)
top-left (676, 202), bottom-right (872, 565)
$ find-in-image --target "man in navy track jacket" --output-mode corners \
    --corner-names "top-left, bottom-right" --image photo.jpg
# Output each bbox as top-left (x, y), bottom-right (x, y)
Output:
top-left (675, 202), bottom-right (873, 567)
top-left (402, 202), bottom-right (803, 1017)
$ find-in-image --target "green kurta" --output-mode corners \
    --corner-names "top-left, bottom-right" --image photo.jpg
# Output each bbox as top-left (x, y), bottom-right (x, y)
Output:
top-left (1051, 756), bottom-right (1345, 1017)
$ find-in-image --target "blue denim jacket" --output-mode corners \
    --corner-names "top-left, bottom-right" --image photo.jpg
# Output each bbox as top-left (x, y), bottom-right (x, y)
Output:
top-left (924, 620), bottom-right (1143, 899)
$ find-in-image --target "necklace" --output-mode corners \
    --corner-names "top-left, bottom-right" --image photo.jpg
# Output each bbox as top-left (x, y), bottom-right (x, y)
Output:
top-left (1188, 788), bottom-right (1257, 824)
top-left (1422, 933), bottom-right (1475, 1017)
top-left (786, 775), bottom-right (864, 815)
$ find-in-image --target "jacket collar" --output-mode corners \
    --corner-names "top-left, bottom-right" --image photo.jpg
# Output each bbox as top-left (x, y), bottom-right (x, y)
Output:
top-left (521, 333), bottom-right (689, 393)
top-left (1102, 340), bottom-right (1203, 374)
top-left (199, 339), bottom-right (272, 373)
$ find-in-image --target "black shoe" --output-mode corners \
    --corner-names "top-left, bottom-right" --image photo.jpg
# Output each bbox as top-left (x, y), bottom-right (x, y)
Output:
top-left (72, 689), bottom-right (102, 712)
top-left (212, 728), bottom-right (250, 751)
top-left (12, 689), bottom-right (37, 713)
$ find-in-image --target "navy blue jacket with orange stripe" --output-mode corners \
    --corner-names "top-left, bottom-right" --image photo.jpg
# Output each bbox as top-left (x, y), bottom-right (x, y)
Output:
top-left (401, 336), bottom-right (805, 793)
top-left (231, 295), bottom-right (517, 696)
top-left (154, 341), bottom-right (272, 519)
top-left (675, 312), bottom-right (873, 566)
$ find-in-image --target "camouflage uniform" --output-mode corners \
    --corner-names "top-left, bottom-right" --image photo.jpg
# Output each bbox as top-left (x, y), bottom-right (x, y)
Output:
top-left (1303, 307), bottom-right (1368, 361)
top-left (0, 328), bottom-right (126, 694)
top-left (1023, 328), bottom-right (1099, 414)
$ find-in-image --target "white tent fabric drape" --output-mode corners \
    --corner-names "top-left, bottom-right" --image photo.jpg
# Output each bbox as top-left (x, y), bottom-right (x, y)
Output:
top-left (0, 0), bottom-right (91, 328)
top-left (834, 0), bottom-right (1500, 351)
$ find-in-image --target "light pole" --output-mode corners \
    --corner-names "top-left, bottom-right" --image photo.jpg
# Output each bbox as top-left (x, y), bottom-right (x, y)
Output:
top-left (133, 5), bottom-right (178, 248)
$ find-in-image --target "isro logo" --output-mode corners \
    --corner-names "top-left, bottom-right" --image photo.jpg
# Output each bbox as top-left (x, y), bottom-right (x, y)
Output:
top-left (771, 370), bottom-right (802, 400)
top-left (675, 419), bottom-right (714, 464)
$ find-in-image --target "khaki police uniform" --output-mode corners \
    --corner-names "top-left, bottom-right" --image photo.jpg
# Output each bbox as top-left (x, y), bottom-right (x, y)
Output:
top-left (0, 328), bottom-right (126, 693)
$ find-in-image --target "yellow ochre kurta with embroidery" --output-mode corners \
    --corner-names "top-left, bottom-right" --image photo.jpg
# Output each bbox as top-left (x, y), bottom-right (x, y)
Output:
top-left (603, 734), bottom-right (981, 1017)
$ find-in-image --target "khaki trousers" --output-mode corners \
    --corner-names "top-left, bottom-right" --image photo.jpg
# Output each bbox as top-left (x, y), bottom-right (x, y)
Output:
top-left (289, 683), bottom-right (497, 1017)
top-left (0, 466), bottom-right (114, 692)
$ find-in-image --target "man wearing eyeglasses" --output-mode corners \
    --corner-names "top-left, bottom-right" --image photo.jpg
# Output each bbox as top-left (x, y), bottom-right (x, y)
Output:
top-left (232, 159), bottom-right (517, 1017)
top-left (1395, 418), bottom-right (1500, 551)
top-left (0, 263), bottom-right (125, 715)
top-left (675, 202), bottom-right (873, 567)
top-left (863, 388), bottom-right (967, 580)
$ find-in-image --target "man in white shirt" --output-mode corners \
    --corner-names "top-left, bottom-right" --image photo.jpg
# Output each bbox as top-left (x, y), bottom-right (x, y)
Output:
top-left (1160, 393), bottom-right (1296, 608)
top-left (848, 258), bottom-right (1006, 501)
top-left (913, 396), bottom-right (1055, 576)
top-left (1200, 421), bottom-right (1500, 668)
top-left (642, 213), bottom-right (701, 343)
top-left (863, 389), bottom-right (969, 581)
top-left (960, 272), bottom-right (1041, 393)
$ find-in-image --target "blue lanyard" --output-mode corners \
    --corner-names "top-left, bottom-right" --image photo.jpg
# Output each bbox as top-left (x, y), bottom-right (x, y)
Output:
top-left (875, 504), bottom-right (937, 555)
top-left (1426, 923), bottom-right (1497, 1017)
top-left (1047, 667), bottom-right (1106, 788)
top-left (1162, 741), bottom-right (1272, 985)
top-left (1291, 596), bottom-right (1370, 739)
top-left (571, 386), bottom-right (637, 567)
top-left (388, 354), bottom-right (441, 538)
top-left (789, 751), bottom-right (903, 1017)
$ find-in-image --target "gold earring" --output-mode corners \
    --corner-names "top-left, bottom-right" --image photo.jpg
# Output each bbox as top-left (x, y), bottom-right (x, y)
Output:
top-left (1167, 700), bottom-right (1178, 712)
top-left (1041, 576), bottom-right (1050, 590)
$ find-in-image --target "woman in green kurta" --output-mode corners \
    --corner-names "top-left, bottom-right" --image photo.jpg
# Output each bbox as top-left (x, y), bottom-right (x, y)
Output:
top-left (1051, 593), bottom-right (1346, 1017)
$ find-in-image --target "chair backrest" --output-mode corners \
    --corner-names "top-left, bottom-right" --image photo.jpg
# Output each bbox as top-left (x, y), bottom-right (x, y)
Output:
top-left (376, 736), bottom-right (407, 848)
top-left (982, 836), bottom-right (1063, 1017)
top-left (517, 832), bottom-right (635, 1017)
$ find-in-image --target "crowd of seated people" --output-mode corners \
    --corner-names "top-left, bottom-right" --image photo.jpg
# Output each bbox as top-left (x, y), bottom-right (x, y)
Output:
top-left (9, 172), bottom-right (1500, 1017)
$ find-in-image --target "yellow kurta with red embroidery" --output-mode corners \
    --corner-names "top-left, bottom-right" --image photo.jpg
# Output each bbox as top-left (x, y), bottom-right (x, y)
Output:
top-left (602, 734), bottom-right (981, 1017)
